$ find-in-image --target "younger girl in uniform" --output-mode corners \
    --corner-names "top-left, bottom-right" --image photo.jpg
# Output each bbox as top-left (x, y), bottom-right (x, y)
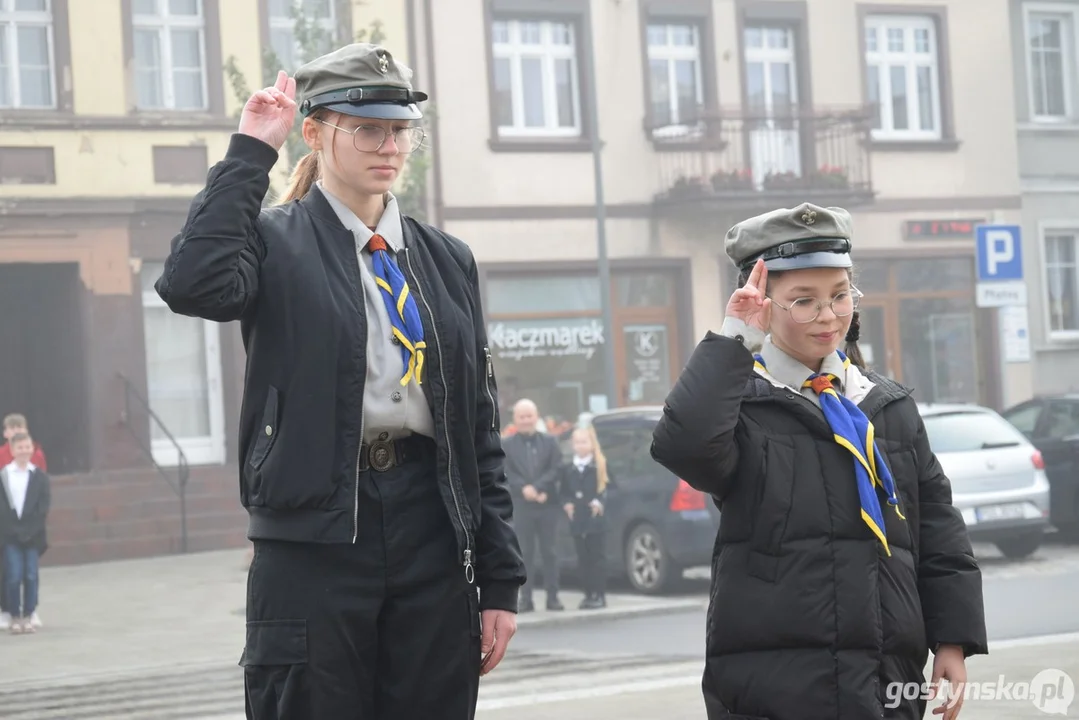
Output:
top-left (561, 426), bottom-right (608, 610)
top-left (651, 203), bottom-right (987, 720)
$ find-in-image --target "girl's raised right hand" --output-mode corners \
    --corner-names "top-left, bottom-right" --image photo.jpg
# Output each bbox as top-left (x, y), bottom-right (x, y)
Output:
top-left (725, 258), bottom-right (771, 333)
top-left (238, 70), bottom-right (297, 151)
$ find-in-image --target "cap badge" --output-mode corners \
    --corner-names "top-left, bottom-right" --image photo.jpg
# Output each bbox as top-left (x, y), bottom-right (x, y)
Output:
top-left (377, 52), bottom-right (389, 74)
top-left (801, 209), bottom-right (817, 225)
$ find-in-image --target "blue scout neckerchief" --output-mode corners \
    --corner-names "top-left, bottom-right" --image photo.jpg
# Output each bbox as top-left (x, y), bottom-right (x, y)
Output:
top-left (368, 234), bottom-right (426, 385)
top-left (754, 350), bottom-right (905, 556)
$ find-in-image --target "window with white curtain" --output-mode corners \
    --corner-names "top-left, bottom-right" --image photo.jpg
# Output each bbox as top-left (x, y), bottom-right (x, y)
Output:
top-left (132, 0), bottom-right (207, 110)
top-left (491, 18), bottom-right (581, 137)
top-left (1025, 6), bottom-right (1076, 121)
top-left (1044, 232), bottom-right (1079, 337)
top-left (141, 263), bottom-right (226, 466)
top-left (864, 15), bottom-right (942, 140)
top-left (0, 0), bottom-right (55, 108)
top-left (646, 23), bottom-right (703, 131)
top-left (268, 0), bottom-right (337, 72)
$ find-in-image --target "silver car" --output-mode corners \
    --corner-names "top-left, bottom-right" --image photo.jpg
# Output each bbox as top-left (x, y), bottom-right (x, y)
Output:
top-left (918, 403), bottom-right (1052, 559)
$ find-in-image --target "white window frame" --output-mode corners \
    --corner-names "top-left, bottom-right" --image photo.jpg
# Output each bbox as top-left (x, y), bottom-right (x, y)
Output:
top-left (132, 0), bottom-right (209, 111)
top-left (140, 269), bottom-right (226, 466)
top-left (864, 15), bottom-right (943, 141)
top-left (0, 0), bottom-right (55, 109)
top-left (646, 22), bottom-right (704, 135)
top-left (1023, 3), bottom-right (1078, 123)
top-left (267, 0), bottom-right (337, 70)
top-left (491, 18), bottom-right (582, 138)
top-left (1038, 220), bottom-right (1079, 342)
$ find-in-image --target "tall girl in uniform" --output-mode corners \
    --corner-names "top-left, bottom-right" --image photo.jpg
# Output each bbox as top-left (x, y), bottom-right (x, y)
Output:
top-left (561, 426), bottom-right (608, 609)
top-left (155, 43), bottom-right (525, 720)
top-left (651, 203), bottom-right (987, 720)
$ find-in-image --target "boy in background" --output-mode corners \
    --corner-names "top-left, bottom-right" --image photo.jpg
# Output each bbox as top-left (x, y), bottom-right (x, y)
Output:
top-left (0, 414), bottom-right (47, 470)
top-left (0, 432), bottom-right (51, 634)
top-left (0, 414), bottom-right (46, 629)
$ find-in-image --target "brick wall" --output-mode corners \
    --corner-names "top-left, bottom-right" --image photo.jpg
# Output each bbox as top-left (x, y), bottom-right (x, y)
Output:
top-left (43, 465), bottom-right (247, 566)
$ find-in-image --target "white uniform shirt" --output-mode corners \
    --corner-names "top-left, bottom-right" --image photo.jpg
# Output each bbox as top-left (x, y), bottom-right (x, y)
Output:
top-left (317, 182), bottom-right (436, 442)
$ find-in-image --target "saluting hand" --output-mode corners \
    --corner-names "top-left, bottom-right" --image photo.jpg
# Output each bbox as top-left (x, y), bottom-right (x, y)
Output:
top-left (238, 70), bottom-right (298, 152)
top-left (725, 257), bottom-right (771, 333)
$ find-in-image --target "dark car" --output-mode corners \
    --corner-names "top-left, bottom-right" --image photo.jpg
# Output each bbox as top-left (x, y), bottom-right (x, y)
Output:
top-left (1002, 394), bottom-right (1079, 535)
top-left (552, 406), bottom-right (720, 594)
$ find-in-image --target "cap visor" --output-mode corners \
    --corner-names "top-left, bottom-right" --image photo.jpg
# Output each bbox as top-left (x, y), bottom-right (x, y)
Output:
top-left (324, 102), bottom-right (423, 120)
top-left (764, 251), bottom-right (852, 271)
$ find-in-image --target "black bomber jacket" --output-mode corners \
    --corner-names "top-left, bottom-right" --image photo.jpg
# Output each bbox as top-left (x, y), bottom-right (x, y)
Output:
top-left (155, 133), bottom-right (526, 612)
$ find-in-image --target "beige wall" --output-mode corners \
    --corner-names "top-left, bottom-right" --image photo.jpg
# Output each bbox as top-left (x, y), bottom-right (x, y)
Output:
top-left (0, 131), bottom-right (233, 198)
top-left (429, 0), bottom-right (1021, 210)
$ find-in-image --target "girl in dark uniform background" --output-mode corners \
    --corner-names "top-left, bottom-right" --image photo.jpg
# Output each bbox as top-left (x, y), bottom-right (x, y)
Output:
top-left (562, 426), bottom-right (608, 610)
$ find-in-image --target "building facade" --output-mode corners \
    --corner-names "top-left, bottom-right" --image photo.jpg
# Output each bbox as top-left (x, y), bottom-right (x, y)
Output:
top-left (0, 0), bottom-right (401, 564)
top-left (407, 0), bottom-right (1030, 429)
top-left (1008, 0), bottom-right (1079, 396)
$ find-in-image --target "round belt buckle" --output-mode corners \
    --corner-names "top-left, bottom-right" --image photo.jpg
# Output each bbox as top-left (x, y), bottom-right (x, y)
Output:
top-left (369, 440), bottom-right (395, 472)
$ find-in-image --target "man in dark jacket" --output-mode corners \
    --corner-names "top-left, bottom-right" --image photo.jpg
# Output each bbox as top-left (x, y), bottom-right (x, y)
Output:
top-left (503, 399), bottom-right (565, 611)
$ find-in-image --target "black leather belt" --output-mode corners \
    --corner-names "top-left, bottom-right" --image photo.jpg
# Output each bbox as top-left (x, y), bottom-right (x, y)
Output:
top-left (358, 434), bottom-right (435, 472)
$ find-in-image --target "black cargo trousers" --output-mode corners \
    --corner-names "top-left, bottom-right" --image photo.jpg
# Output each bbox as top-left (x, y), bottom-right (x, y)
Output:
top-left (240, 436), bottom-right (482, 719)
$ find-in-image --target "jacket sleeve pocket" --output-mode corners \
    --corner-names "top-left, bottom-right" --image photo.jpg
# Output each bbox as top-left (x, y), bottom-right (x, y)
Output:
top-left (239, 619), bottom-right (308, 720)
top-left (248, 386), bottom-right (280, 472)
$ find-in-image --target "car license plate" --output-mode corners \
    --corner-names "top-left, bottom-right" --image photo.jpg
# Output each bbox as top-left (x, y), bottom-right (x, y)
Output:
top-left (975, 503), bottom-right (1027, 522)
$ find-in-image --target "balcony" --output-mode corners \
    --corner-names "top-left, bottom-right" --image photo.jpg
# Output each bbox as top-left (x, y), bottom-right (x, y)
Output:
top-left (651, 107), bottom-right (875, 214)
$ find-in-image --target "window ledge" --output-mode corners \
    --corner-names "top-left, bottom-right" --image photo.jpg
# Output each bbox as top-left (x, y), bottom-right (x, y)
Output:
top-left (868, 138), bottom-right (961, 153)
top-left (0, 111), bottom-right (236, 131)
top-left (488, 137), bottom-right (593, 153)
top-left (1018, 122), bottom-right (1079, 135)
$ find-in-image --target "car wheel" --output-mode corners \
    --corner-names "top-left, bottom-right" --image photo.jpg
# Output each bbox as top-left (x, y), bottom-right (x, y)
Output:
top-left (625, 522), bottom-right (678, 594)
top-left (995, 534), bottom-right (1043, 560)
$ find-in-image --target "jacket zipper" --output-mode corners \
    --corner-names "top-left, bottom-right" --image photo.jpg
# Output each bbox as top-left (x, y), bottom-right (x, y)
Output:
top-left (483, 345), bottom-right (496, 431)
top-left (352, 239), bottom-right (368, 544)
top-left (403, 247), bottom-right (475, 584)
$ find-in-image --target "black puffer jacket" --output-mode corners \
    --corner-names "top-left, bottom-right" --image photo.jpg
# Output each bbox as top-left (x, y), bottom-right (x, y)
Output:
top-left (651, 332), bottom-right (987, 720)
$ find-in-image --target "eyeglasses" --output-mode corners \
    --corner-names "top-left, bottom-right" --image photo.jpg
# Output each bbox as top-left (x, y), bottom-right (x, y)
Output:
top-left (318, 120), bottom-right (426, 154)
top-left (768, 286), bottom-right (863, 324)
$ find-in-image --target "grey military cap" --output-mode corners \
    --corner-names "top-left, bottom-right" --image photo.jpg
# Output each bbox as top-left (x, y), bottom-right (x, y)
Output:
top-left (295, 43), bottom-right (427, 120)
top-left (724, 202), bottom-right (854, 273)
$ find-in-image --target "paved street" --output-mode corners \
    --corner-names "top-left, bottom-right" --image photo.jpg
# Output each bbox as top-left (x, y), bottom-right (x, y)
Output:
top-left (0, 541), bottom-right (1077, 718)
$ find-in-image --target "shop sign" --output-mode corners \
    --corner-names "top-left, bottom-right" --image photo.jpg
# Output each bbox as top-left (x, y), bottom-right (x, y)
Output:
top-left (902, 219), bottom-right (984, 239)
top-left (487, 318), bottom-right (605, 361)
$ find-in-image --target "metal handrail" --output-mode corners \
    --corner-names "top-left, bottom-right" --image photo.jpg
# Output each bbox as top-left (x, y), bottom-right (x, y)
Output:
top-left (117, 373), bottom-right (190, 553)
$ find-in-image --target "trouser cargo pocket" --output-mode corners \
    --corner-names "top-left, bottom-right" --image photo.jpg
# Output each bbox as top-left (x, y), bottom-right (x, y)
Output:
top-left (240, 619), bottom-right (308, 720)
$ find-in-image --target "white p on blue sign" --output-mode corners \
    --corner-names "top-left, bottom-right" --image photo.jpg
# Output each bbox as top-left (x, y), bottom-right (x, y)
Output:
top-left (976, 225), bottom-right (1024, 281)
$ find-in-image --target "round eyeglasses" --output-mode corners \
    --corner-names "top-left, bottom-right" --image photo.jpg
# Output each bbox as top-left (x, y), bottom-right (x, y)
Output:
top-left (768, 286), bottom-right (863, 324)
top-left (318, 120), bottom-right (426, 154)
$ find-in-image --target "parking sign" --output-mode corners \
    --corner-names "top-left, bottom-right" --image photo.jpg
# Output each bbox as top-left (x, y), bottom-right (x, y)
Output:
top-left (975, 224), bottom-right (1023, 281)
top-left (975, 224), bottom-right (1026, 307)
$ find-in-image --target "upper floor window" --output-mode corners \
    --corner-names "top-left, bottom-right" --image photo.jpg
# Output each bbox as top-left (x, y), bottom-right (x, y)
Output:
top-left (268, 0), bottom-right (337, 71)
top-left (864, 15), bottom-right (942, 140)
top-left (646, 23), bottom-right (703, 133)
top-left (133, 0), bottom-right (207, 111)
top-left (1025, 6), bottom-right (1076, 121)
top-left (1045, 231), bottom-right (1079, 337)
top-left (491, 18), bottom-right (581, 137)
top-left (0, 0), bottom-right (55, 109)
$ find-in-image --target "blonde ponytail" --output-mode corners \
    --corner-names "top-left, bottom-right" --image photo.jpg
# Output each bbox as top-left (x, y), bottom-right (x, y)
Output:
top-left (278, 150), bottom-right (321, 204)
top-left (586, 425), bottom-right (609, 494)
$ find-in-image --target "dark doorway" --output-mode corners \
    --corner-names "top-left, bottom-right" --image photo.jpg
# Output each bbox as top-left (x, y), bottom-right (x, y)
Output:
top-left (0, 262), bottom-right (90, 474)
